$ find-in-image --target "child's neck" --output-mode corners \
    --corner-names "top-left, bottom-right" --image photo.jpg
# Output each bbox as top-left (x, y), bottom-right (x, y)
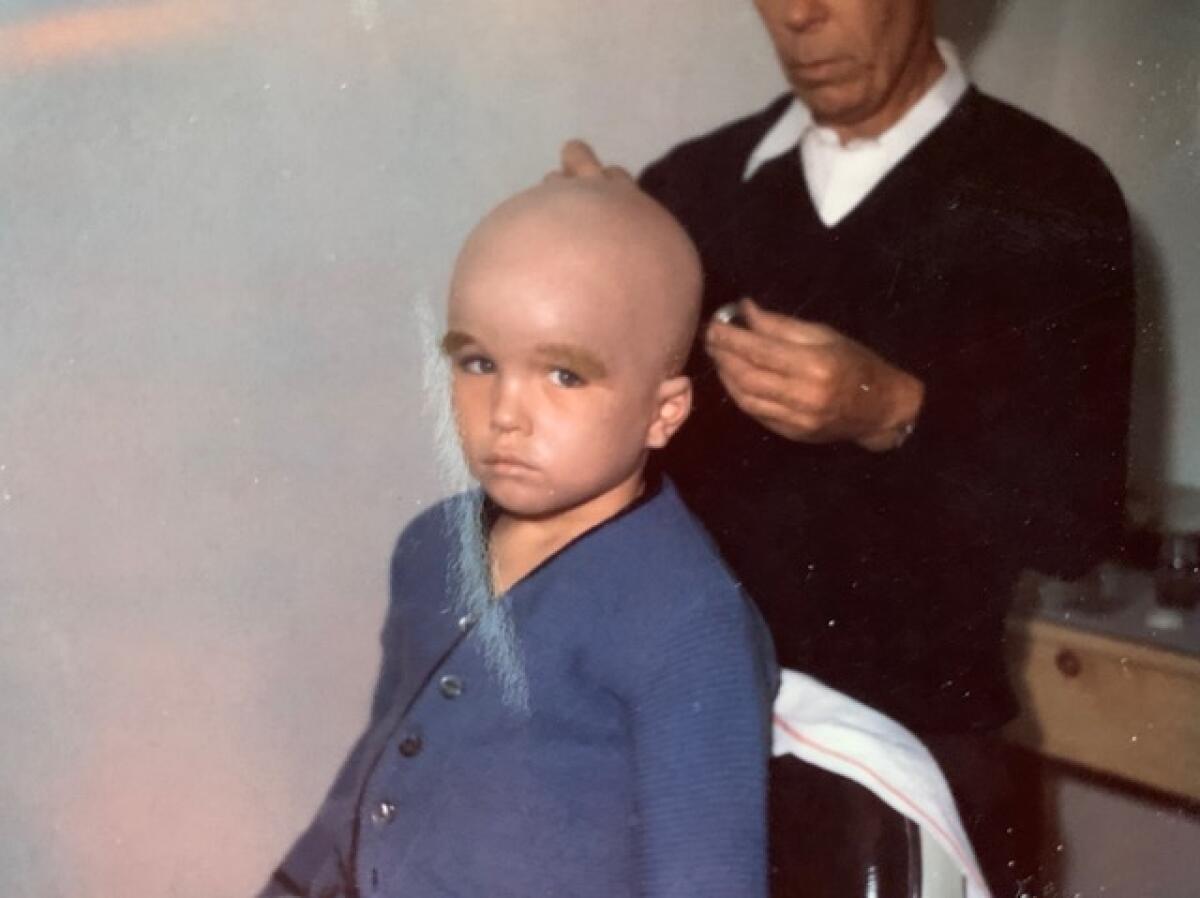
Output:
top-left (488, 472), bottom-right (645, 596)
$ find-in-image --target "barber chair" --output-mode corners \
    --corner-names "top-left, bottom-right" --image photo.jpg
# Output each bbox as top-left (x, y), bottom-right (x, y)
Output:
top-left (769, 756), bottom-right (966, 898)
top-left (768, 669), bottom-right (985, 898)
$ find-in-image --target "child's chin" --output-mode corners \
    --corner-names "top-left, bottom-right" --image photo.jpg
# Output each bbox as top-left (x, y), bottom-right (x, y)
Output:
top-left (482, 483), bottom-right (561, 519)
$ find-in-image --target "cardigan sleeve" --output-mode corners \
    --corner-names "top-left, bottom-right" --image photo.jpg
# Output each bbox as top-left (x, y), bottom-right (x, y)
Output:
top-left (593, 581), bottom-right (777, 898)
top-left (256, 513), bottom-right (432, 897)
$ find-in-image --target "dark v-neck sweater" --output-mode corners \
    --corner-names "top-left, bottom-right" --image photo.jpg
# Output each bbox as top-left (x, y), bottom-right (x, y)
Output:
top-left (641, 88), bottom-right (1135, 733)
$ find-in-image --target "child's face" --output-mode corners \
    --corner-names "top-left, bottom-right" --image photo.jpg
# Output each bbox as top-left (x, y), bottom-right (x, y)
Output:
top-left (444, 228), bottom-right (670, 521)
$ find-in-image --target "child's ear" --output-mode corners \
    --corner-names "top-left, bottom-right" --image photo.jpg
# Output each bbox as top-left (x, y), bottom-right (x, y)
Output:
top-left (645, 375), bottom-right (693, 449)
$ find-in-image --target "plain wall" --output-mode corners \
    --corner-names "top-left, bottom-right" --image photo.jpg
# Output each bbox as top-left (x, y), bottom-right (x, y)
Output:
top-left (1, 3), bottom-right (783, 895)
top-left (0, 1), bottom-right (1196, 896)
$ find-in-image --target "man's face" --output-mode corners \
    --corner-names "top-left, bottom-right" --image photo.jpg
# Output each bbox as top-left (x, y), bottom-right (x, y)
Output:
top-left (753, 0), bottom-right (933, 130)
top-left (444, 236), bottom-right (665, 520)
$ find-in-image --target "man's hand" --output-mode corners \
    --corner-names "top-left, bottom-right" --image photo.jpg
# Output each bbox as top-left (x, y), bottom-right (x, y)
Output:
top-left (705, 300), bottom-right (925, 451)
top-left (547, 139), bottom-right (636, 185)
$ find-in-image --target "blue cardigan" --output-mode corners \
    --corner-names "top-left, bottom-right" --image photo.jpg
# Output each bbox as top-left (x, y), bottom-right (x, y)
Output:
top-left (261, 478), bottom-right (777, 898)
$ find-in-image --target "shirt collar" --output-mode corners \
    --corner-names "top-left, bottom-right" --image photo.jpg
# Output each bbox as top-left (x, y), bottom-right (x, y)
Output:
top-left (742, 39), bottom-right (969, 182)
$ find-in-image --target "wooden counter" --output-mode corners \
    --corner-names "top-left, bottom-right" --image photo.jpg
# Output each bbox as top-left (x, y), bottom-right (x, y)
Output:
top-left (1003, 612), bottom-right (1200, 802)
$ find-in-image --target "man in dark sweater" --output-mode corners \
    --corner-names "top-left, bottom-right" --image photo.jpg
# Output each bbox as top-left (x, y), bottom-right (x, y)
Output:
top-left (563, 1), bottom-right (1135, 895)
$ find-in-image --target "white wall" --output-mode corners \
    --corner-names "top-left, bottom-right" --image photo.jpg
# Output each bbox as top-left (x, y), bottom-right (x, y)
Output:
top-left (0, 2), bottom-right (1196, 896)
top-left (1055, 775), bottom-right (1200, 898)
top-left (0, 3), bottom-right (782, 895)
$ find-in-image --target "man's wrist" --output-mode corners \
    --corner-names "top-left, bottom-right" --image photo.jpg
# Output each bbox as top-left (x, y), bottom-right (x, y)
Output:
top-left (858, 370), bottom-right (925, 452)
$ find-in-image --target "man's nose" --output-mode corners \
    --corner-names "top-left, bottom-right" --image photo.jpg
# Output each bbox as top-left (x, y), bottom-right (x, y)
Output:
top-left (779, 0), bottom-right (829, 32)
top-left (490, 376), bottom-right (530, 433)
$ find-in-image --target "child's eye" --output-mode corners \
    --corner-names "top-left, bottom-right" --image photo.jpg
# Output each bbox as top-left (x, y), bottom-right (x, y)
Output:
top-left (549, 368), bottom-right (585, 388)
top-left (458, 354), bottom-right (496, 375)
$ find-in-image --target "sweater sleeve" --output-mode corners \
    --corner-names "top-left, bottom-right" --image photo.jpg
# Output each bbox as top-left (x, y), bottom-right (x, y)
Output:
top-left (256, 514), bottom-right (431, 897)
top-left (909, 157), bottom-right (1136, 580)
top-left (594, 582), bottom-right (776, 898)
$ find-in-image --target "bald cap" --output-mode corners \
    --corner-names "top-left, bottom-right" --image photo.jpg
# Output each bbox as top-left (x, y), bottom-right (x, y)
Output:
top-left (451, 178), bottom-right (702, 375)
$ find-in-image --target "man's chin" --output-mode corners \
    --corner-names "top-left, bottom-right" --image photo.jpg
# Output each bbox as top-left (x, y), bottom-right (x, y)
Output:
top-left (791, 83), bottom-right (872, 128)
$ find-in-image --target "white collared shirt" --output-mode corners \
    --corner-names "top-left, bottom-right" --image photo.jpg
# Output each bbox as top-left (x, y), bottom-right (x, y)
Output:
top-left (742, 40), bottom-right (969, 227)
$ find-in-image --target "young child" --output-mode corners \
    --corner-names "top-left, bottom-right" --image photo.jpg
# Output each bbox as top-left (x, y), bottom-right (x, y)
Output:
top-left (259, 178), bottom-right (777, 898)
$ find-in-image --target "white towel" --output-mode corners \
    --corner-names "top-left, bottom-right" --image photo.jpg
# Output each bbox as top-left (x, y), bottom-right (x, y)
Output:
top-left (772, 668), bottom-right (992, 898)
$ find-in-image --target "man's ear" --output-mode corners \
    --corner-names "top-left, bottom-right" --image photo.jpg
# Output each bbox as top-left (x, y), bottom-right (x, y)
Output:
top-left (645, 375), bottom-right (693, 449)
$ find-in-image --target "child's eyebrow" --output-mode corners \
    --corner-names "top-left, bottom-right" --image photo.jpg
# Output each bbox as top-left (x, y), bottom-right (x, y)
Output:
top-left (532, 343), bottom-right (608, 380)
top-left (440, 330), bottom-right (475, 356)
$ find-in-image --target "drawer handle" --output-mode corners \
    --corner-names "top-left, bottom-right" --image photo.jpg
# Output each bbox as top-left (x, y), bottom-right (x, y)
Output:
top-left (1055, 649), bottom-right (1082, 678)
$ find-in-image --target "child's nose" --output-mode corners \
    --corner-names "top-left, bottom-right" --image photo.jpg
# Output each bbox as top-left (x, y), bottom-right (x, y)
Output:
top-left (490, 377), bottom-right (530, 433)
